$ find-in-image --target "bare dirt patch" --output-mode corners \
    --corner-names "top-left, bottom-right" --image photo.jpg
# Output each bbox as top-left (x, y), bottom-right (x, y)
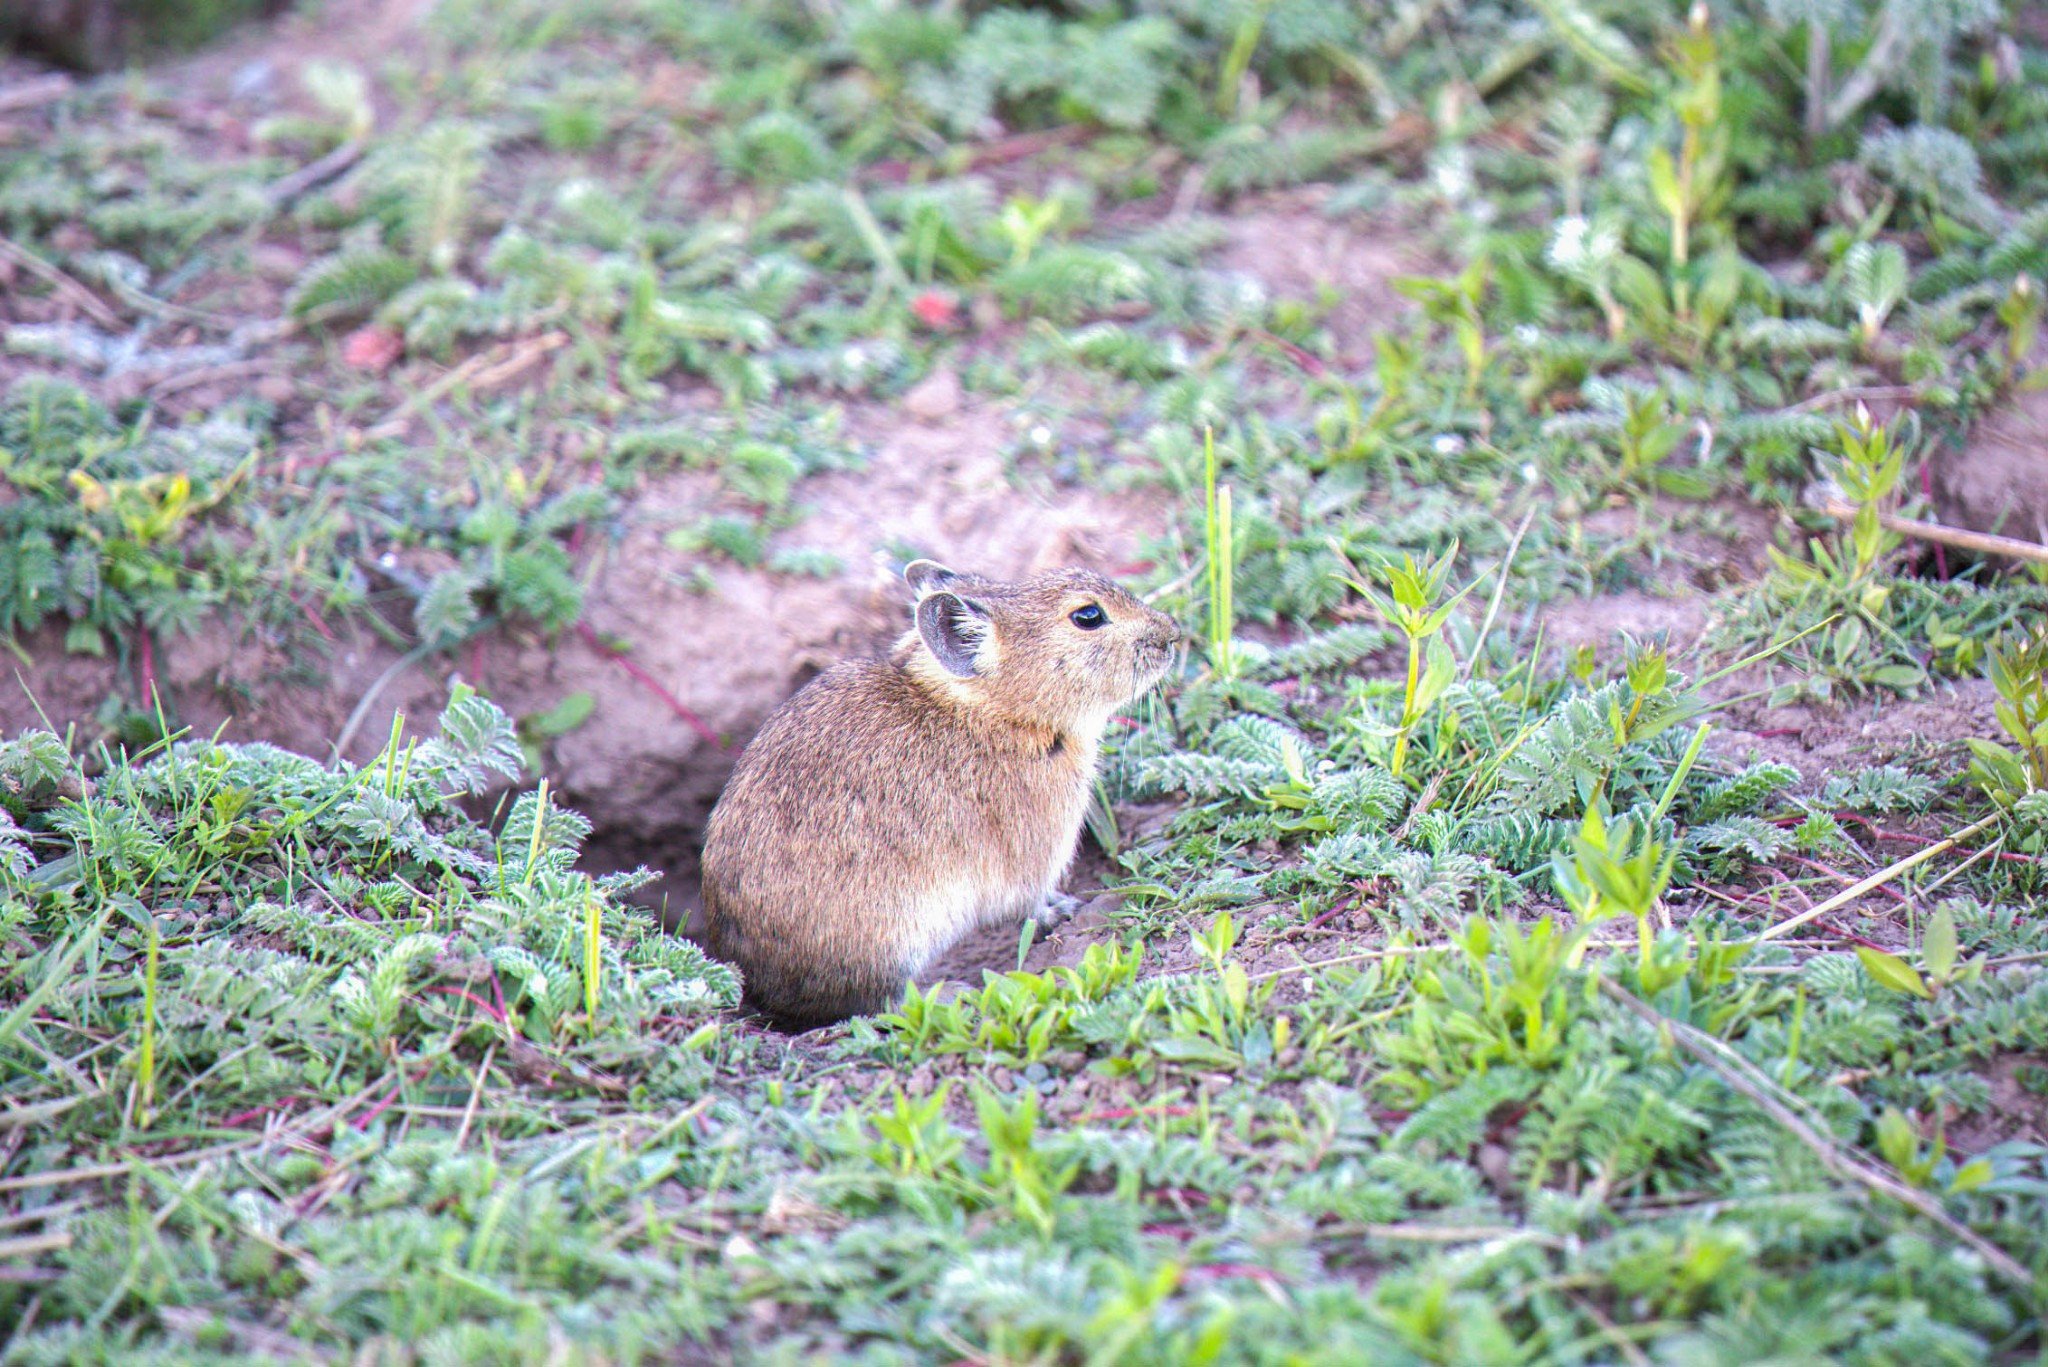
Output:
top-left (1935, 387), bottom-right (2048, 548)
top-left (1713, 676), bottom-right (1999, 787)
top-left (1215, 189), bottom-right (1433, 366)
top-left (1537, 587), bottom-right (1716, 659)
top-left (1536, 496), bottom-right (1778, 663)
top-left (1947, 1051), bottom-right (2048, 1155)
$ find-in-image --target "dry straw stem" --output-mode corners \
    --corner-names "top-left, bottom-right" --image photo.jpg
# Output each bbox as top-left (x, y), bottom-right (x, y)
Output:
top-left (0, 1231), bottom-right (72, 1261)
top-left (1818, 497), bottom-right (2048, 567)
top-left (1601, 979), bottom-right (2034, 1291)
top-left (1755, 812), bottom-right (2002, 943)
top-left (364, 330), bottom-right (570, 438)
top-left (0, 235), bottom-right (122, 329)
top-left (0, 73), bottom-right (73, 114)
top-left (264, 138), bottom-right (366, 209)
top-left (1320, 1221), bottom-right (1563, 1247)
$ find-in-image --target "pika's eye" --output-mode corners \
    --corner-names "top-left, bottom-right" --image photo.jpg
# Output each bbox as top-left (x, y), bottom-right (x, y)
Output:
top-left (1069, 604), bottom-right (1107, 630)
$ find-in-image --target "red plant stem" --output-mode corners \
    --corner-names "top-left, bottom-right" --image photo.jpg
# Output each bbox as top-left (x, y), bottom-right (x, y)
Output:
top-left (288, 592), bottom-right (337, 642)
top-left (1247, 328), bottom-right (1327, 377)
top-left (1141, 1222), bottom-right (1198, 1240)
top-left (1189, 1262), bottom-right (1286, 1285)
top-left (1076, 1103), bottom-right (1197, 1124)
top-left (1294, 896), bottom-right (1358, 936)
top-left (1783, 854), bottom-right (1910, 904)
top-left (356, 1081), bottom-right (405, 1131)
top-left (355, 1063), bottom-right (436, 1131)
top-left (428, 984), bottom-right (508, 1024)
top-left (574, 621), bottom-right (721, 746)
top-left (1764, 865), bottom-right (1815, 910)
top-left (1920, 460), bottom-right (1949, 580)
top-left (1749, 870), bottom-right (1884, 947)
top-left (1806, 916), bottom-right (1889, 951)
top-left (136, 626), bottom-right (157, 707)
top-left (1769, 812), bottom-right (2043, 866)
top-left (867, 124), bottom-right (1088, 183)
top-left (1858, 827), bottom-right (2042, 866)
top-left (219, 1099), bottom-right (297, 1129)
top-left (1146, 1186), bottom-right (1213, 1205)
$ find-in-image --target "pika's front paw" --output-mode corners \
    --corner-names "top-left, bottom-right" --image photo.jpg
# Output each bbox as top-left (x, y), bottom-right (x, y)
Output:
top-left (1032, 891), bottom-right (1084, 928)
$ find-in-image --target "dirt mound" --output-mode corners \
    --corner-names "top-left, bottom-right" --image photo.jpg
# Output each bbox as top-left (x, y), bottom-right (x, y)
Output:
top-left (0, 389), bottom-right (1163, 905)
top-left (1934, 388), bottom-right (2048, 546)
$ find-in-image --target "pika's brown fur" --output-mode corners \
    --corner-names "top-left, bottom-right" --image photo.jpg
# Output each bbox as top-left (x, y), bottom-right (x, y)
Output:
top-left (699, 561), bottom-right (1185, 1028)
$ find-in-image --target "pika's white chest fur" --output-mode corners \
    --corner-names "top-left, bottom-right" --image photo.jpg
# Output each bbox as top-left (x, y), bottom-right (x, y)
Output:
top-left (893, 740), bottom-right (1096, 971)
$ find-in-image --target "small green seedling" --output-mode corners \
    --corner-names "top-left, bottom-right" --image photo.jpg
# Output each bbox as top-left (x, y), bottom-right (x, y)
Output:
top-left (1874, 1107), bottom-right (1993, 1195)
top-left (1347, 542), bottom-right (1479, 777)
top-left (1966, 624), bottom-right (2048, 808)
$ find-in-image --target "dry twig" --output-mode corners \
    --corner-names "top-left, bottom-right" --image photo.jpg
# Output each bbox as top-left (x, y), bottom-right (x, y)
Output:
top-left (1816, 498), bottom-right (2048, 567)
top-left (1756, 812), bottom-right (2002, 942)
top-left (0, 236), bottom-right (122, 329)
top-left (1600, 979), bottom-right (2033, 1291)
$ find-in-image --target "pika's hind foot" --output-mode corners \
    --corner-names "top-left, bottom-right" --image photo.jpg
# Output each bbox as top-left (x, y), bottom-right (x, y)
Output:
top-left (1032, 891), bottom-right (1083, 928)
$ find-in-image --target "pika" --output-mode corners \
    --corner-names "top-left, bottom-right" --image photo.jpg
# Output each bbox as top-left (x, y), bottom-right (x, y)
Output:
top-left (699, 560), bottom-right (1185, 1028)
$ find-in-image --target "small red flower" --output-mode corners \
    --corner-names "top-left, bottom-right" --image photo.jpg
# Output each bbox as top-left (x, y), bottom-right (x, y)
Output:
top-left (342, 325), bottom-right (403, 372)
top-left (909, 289), bottom-right (959, 330)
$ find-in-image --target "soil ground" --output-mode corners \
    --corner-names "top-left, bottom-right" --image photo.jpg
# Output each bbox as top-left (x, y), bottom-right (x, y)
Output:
top-left (0, 0), bottom-right (2017, 973)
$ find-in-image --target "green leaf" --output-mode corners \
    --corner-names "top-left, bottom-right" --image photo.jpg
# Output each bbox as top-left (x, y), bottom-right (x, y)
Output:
top-left (525, 692), bottom-right (595, 739)
top-left (1856, 946), bottom-right (1932, 1000)
top-left (1412, 638), bottom-right (1458, 714)
top-left (1874, 1107), bottom-right (1919, 1171)
top-left (1646, 148), bottom-right (1682, 218)
top-left (1527, 0), bottom-right (1650, 92)
top-left (1922, 904), bottom-right (1958, 982)
top-left (1149, 1036), bottom-right (1242, 1069)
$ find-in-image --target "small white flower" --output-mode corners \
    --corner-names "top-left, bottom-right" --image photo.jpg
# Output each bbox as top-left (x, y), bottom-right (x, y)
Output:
top-left (1430, 146), bottom-right (1473, 201)
top-left (1028, 424), bottom-right (1053, 449)
top-left (1432, 433), bottom-right (1465, 456)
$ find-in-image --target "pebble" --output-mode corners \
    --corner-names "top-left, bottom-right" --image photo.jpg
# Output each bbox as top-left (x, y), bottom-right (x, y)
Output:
top-left (231, 61), bottom-right (275, 103)
top-left (903, 367), bottom-right (962, 422)
top-left (1476, 1142), bottom-right (1514, 1191)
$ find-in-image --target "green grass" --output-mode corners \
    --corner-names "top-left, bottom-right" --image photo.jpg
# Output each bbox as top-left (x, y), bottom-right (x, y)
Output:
top-left (7, 0), bottom-right (2048, 1360)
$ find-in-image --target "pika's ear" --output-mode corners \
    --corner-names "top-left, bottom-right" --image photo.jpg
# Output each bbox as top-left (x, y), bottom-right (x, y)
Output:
top-left (916, 591), bottom-right (992, 677)
top-left (903, 558), bottom-right (959, 597)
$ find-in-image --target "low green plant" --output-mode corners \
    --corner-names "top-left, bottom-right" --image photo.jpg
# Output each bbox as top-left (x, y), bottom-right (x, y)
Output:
top-left (1750, 408), bottom-right (1928, 695)
top-left (1966, 623), bottom-right (2048, 808)
top-left (1393, 263), bottom-right (1488, 400)
top-left (413, 476), bottom-right (607, 644)
top-left (0, 378), bottom-right (261, 654)
top-left (1647, 4), bottom-right (1731, 325)
top-left (1346, 543), bottom-right (1478, 778)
